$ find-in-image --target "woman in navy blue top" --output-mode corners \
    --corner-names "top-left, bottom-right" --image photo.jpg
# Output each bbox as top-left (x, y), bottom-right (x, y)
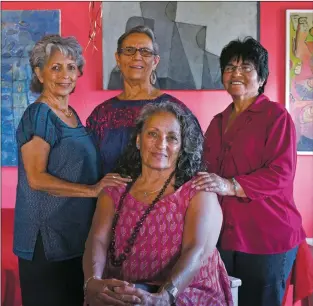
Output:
top-left (87, 25), bottom-right (201, 176)
top-left (14, 35), bottom-right (130, 306)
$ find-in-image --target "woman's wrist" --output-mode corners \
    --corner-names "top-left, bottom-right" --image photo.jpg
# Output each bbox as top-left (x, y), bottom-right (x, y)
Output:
top-left (86, 184), bottom-right (98, 197)
top-left (158, 281), bottom-right (178, 304)
top-left (84, 275), bottom-right (101, 294)
top-left (158, 289), bottom-right (172, 305)
top-left (226, 178), bottom-right (236, 196)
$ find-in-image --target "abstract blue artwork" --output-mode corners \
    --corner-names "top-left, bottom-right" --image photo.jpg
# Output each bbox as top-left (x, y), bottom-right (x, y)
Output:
top-left (1, 10), bottom-right (61, 166)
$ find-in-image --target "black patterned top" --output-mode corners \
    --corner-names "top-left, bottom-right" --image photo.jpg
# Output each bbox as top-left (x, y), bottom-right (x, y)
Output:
top-left (86, 93), bottom-right (199, 175)
top-left (14, 102), bottom-right (102, 261)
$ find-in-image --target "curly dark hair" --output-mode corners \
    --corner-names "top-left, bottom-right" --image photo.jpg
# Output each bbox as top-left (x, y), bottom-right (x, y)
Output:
top-left (114, 101), bottom-right (205, 189)
top-left (219, 36), bottom-right (269, 94)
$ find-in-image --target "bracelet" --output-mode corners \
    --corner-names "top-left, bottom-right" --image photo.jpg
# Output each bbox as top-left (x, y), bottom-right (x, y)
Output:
top-left (83, 276), bottom-right (101, 295)
top-left (231, 177), bottom-right (238, 196)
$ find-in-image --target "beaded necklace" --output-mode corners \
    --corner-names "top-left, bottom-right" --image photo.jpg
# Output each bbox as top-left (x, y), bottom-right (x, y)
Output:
top-left (109, 171), bottom-right (175, 267)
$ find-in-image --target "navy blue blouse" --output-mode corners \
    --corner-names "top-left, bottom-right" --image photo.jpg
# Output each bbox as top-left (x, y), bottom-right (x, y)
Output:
top-left (14, 102), bottom-right (102, 261)
top-left (86, 93), bottom-right (199, 175)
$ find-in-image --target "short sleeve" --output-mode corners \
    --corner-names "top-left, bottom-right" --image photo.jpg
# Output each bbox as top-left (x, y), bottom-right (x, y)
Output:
top-left (176, 178), bottom-right (200, 207)
top-left (187, 177), bottom-right (200, 201)
top-left (16, 103), bottom-right (58, 148)
top-left (86, 108), bottom-right (97, 132)
top-left (86, 106), bottom-right (101, 147)
top-left (103, 186), bottom-right (126, 209)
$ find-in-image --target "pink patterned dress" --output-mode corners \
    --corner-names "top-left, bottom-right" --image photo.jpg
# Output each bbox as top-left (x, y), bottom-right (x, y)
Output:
top-left (104, 179), bottom-right (233, 306)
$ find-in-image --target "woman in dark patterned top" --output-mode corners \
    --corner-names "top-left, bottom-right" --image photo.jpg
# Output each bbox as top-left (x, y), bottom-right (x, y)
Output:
top-left (87, 25), bottom-right (200, 175)
top-left (14, 35), bottom-right (131, 306)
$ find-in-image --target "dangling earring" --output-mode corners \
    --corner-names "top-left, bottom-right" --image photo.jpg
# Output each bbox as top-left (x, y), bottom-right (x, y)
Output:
top-left (136, 143), bottom-right (140, 150)
top-left (150, 70), bottom-right (157, 85)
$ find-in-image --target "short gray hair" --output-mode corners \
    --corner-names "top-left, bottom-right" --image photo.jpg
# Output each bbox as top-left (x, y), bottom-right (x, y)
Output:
top-left (29, 34), bottom-right (85, 93)
top-left (117, 25), bottom-right (159, 55)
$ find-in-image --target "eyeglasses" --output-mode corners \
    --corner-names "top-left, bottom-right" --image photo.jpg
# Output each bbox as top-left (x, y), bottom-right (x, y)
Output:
top-left (118, 47), bottom-right (156, 57)
top-left (224, 64), bottom-right (255, 73)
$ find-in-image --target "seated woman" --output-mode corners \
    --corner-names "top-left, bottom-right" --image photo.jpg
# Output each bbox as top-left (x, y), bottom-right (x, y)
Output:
top-left (83, 102), bottom-right (233, 306)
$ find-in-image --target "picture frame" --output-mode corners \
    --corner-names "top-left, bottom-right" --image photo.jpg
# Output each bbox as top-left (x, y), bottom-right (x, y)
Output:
top-left (1, 10), bottom-right (61, 166)
top-left (285, 9), bottom-right (313, 155)
top-left (102, 1), bottom-right (260, 91)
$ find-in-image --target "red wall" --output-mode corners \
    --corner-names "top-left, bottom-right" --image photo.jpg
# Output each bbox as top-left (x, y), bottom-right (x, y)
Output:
top-left (2, 1), bottom-right (313, 238)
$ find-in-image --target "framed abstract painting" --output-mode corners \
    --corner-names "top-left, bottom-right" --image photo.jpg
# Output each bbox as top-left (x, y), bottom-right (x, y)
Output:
top-left (1, 10), bottom-right (61, 166)
top-left (286, 10), bottom-right (313, 155)
top-left (102, 1), bottom-right (259, 90)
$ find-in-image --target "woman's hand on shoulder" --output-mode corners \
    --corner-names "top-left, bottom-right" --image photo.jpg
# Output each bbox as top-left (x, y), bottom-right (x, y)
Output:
top-left (86, 278), bottom-right (141, 306)
top-left (113, 286), bottom-right (171, 306)
top-left (90, 173), bottom-right (132, 197)
top-left (192, 172), bottom-right (234, 196)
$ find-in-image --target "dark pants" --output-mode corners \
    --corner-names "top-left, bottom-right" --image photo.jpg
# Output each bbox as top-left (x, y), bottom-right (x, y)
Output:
top-left (219, 247), bottom-right (298, 306)
top-left (18, 233), bottom-right (84, 306)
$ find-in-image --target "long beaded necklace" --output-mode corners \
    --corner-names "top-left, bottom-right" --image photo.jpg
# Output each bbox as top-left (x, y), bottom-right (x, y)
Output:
top-left (109, 171), bottom-right (175, 267)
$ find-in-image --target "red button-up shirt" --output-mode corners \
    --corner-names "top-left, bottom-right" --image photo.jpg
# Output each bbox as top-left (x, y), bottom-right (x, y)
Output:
top-left (203, 94), bottom-right (306, 254)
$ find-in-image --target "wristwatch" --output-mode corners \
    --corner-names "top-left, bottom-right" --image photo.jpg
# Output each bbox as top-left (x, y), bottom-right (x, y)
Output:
top-left (162, 281), bottom-right (178, 304)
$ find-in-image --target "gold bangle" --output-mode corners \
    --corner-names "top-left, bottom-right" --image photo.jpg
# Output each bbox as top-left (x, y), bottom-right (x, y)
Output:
top-left (83, 276), bottom-right (101, 295)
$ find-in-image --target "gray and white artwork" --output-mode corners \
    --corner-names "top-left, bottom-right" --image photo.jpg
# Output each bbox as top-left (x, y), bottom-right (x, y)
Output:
top-left (102, 1), bottom-right (259, 90)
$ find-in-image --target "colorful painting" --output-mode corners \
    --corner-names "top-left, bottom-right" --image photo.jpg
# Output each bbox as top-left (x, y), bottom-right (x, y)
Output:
top-left (1, 10), bottom-right (61, 166)
top-left (286, 10), bottom-right (313, 155)
top-left (102, 1), bottom-right (259, 90)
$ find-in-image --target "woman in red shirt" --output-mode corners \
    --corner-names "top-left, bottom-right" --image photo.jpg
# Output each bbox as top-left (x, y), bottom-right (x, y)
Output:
top-left (193, 37), bottom-right (306, 306)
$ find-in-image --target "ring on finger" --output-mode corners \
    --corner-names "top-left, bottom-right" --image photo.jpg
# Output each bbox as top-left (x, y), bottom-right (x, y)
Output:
top-left (112, 176), bottom-right (117, 179)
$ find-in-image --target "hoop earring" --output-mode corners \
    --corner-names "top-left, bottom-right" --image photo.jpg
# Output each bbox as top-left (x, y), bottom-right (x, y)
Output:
top-left (150, 70), bottom-right (157, 85)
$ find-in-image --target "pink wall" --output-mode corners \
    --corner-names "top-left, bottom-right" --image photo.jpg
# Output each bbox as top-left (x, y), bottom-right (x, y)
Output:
top-left (2, 1), bottom-right (313, 238)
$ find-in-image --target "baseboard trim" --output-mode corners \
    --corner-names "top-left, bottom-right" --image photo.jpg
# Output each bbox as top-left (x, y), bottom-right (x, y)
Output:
top-left (306, 238), bottom-right (313, 246)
